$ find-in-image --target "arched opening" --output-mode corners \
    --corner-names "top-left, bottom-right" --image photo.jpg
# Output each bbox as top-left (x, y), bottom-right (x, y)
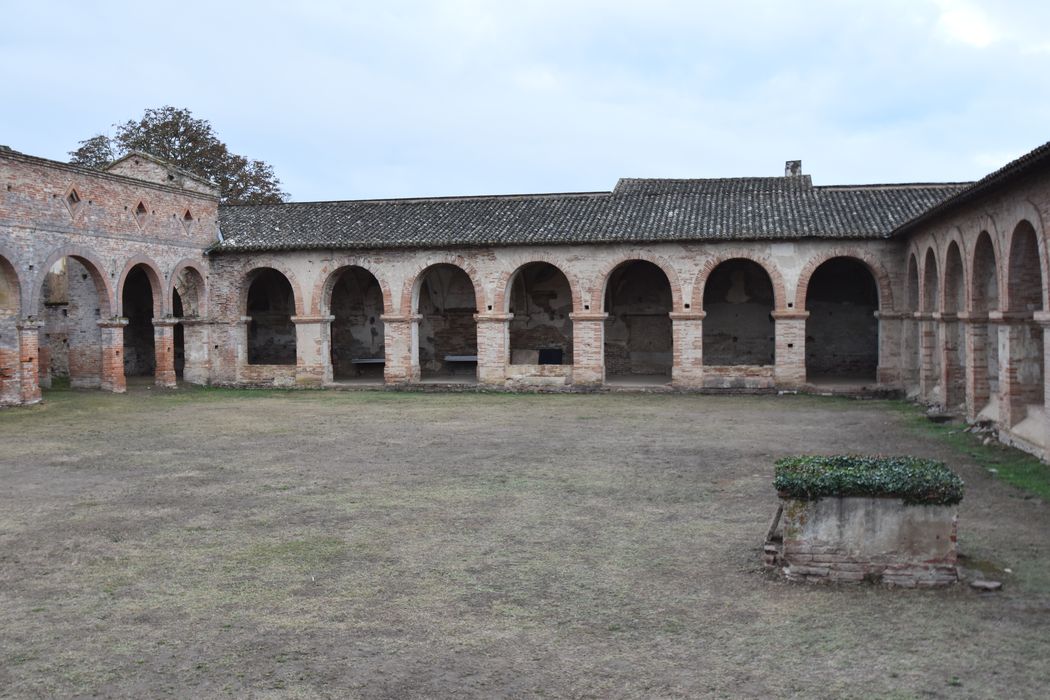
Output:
top-left (1005, 221), bottom-right (1045, 433)
top-left (604, 260), bottom-right (672, 383)
top-left (328, 266), bottom-right (385, 382)
top-left (903, 254), bottom-right (921, 394)
top-left (804, 257), bottom-right (879, 382)
top-left (0, 255), bottom-right (20, 404)
top-left (923, 249), bottom-right (942, 401)
top-left (37, 256), bottom-right (109, 389)
top-left (415, 264), bottom-right (478, 382)
top-left (121, 265), bottom-right (157, 381)
top-left (942, 242), bottom-right (966, 408)
top-left (702, 259), bottom-right (774, 366)
top-left (971, 232), bottom-right (999, 418)
top-left (246, 268), bottom-right (296, 365)
top-left (508, 262), bottom-right (573, 366)
top-left (172, 266), bottom-right (206, 383)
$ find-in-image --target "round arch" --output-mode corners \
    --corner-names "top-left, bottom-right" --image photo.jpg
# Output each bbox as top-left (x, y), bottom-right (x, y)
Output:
top-left (942, 240), bottom-right (966, 313)
top-left (695, 253), bottom-right (787, 311)
top-left (495, 259), bottom-right (583, 314)
top-left (921, 247), bottom-right (940, 313)
top-left (795, 249), bottom-right (893, 312)
top-left (403, 258), bottom-right (484, 314)
top-left (1004, 219), bottom-right (1047, 313)
top-left (116, 255), bottom-right (165, 317)
top-left (1000, 200), bottom-right (1048, 311)
top-left (593, 254), bottom-right (684, 312)
top-left (168, 259), bottom-right (208, 318)
top-left (238, 262), bottom-right (305, 317)
top-left (315, 262), bottom-right (394, 317)
top-left (0, 249), bottom-right (23, 317)
top-left (33, 247), bottom-right (114, 317)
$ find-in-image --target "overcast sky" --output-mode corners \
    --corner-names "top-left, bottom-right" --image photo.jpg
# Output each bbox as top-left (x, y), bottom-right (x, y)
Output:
top-left (3, 1), bottom-right (1049, 201)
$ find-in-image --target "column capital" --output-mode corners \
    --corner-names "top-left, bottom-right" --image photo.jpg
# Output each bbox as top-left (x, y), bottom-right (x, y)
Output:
top-left (379, 313), bottom-right (423, 323)
top-left (669, 311), bottom-right (706, 321)
top-left (913, 312), bottom-right (935, 321)
top-left (16, 318), bottom-right (44, 331)
top-left (771, 310), bottom-right (809, 320)
top-left (956, 311), bottom-right (988, 323)
top-left (569, 312), bottom-right (609, 322)
top-left (873, 311), bottom-right (908, 320)
top-left (935, 312), bottom-right (958, 322)
top-left (152, 317), bottom-right (179, 327)
top-left (988, 310), bottom-right (1032, 324)
top-left (98, 317), bottom-right (129, 329)
top-left (1033, 310), bottom-right (1050, 327)
top-left (290, 315), bottom-right (335, 324)
top-left (474, 313), bottom-right (514, 323)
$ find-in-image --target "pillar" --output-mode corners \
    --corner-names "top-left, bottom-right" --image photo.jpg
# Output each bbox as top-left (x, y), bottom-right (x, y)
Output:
top-left (16, 319), bottom-right (43, 405)
top-left (475, 313), bottom-right (512, 386)
top-left (179, 318), bottom-right (212, 385)
top-left (152, 318), bottom-right (178, 388)
top-left (381, 313), bottom-right (420, 384)
top-left (569, 312), bottom-right (607, 386)
top-left (938, 312), bottom-right (964, 408)
top-left (772, 310), bottom-right (808, 387)
top-left (996, 312), bottom-right (1031, 429)
top-left (670, 311), bottom-right (705, 388)
top-left (959, 312), bottom-right (988, 421)
top-left (917, 312), bottom-right (937, 402)
top-left (98, 318), bottom-right (128, 393)
top-left (874, 311), bottom-right (904, 386)
top-left (291, 315), bottom-right (334, 386)
top-left (1038, 311), bottom-right (1050, 447)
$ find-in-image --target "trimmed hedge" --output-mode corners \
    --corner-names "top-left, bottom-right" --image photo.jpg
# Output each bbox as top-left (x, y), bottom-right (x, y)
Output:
top-left (774, 455), bottom-right (964, 506)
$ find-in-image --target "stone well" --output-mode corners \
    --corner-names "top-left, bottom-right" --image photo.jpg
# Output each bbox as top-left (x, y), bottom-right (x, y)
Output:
top-left (767, 497), bottom-right (959, 587)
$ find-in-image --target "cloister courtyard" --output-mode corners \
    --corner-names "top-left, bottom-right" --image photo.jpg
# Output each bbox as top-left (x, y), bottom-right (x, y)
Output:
top-left (1, 387), bottom-right (1048, 698)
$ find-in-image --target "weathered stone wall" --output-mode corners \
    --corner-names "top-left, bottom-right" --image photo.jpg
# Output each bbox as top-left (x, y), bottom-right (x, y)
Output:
top-left (774, 497), bottom-right (959, 588)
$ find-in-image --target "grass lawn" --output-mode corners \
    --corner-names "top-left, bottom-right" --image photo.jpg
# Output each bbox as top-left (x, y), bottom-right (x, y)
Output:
top-left (1, 386), bottom-right (1048, 698)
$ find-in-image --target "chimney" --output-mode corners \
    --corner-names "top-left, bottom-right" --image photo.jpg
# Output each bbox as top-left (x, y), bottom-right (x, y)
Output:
top-left (785, 160), bottom-right (802, 177)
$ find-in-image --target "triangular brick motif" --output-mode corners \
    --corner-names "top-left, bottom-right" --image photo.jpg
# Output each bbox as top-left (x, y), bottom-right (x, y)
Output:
top-left (134, 201), bottom-right (148, 229)
top-left (63, 186), bottom-right (82, 219)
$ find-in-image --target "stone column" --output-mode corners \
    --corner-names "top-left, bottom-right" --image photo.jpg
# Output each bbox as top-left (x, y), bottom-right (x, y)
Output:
top-left (16, 319), bottom-right (43, 405)
top-left (669, 311), bottom-right (705, 389)
top-left (917, 312), bottom-right (937, 402)
top-left (772, 310), bottom-right (809, 387)
top-left (1036, 311), bottom-right (1050, 446)
top-left (874, 311), bottom-right (904, 386)
top-left (938, 312), bottom-right (964, 408)
top-left (152, 318), bottom-right (178, 388)
top-left (475, 312), bottom-right (512, 386)
top-left (179, 318), bottom-right (212, 386)
top-left (959, 312), bottom-right (988, 421)
top-left (98, 318), bottom-right (128, 394)
top-left (569, 312), bottom-right (607, 386)
top-left (995, 311), bottom-right (1031, 429)
top-left (291, 315), bottom-right (334, 386)
top-left (381, 313), bottom-right (421, 384)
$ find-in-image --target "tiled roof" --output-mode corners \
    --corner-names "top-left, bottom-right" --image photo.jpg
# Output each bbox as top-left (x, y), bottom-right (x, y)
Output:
top-left (213, 175), bottom-right (970, 253)
top-left (892, 140), bottom-right (1050, 236)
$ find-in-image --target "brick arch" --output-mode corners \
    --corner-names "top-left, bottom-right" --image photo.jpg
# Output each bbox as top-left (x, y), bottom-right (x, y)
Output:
top-left (1001, 200), bottom-right (1049, 312)
top-left (116, 255), bottom-right (165, 317)
top-left (401, 256), bottom-right (485, 314)
top-left (0, 245), bottom-right (24, 317)
top-left (592, 254), bottom-right (684, 311)
top-left (969, 228), bottom-right (1000, 313)
top-left (311, 260), bottom-right (394, 316)
top-left (694, 252), bottom-right (788, 311)
top-left (237, 261), bottom-right (306, 316)
top-left (794, 248), bottom-right (894, 311)
top-left (920, 246), bottom-right (940, 313)
top-left (940, 231), bottom-right (967, 313)
top-left (493, 259), bottom-right (583, 314)
top-left (905, 250), bottom-right (921, 312)
top-left (32, 247), bottom-right (114, 317)
top-left (168, 259), bottom-right (208, 318)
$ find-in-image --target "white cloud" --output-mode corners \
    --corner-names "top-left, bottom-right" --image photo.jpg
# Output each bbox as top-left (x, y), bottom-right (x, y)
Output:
top-left (934, 0), bottom-right (1000, 48)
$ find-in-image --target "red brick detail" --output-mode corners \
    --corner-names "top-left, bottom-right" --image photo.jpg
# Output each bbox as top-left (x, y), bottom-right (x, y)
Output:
top-left (695, 252), bottom-right (788, 311)
top-left (31, 248), bottom-right (114, 317)
top-left (311, 262), bottom-right (394, 316)
top-left (795, 248), bottom-right (894, 312)
top-left (98, 320), bottom-right (127, 393)
top-left (152, 319), bottom-right (177, 388)
top-left (168, 259), bottom-right (209, 317)
top-left (491, 259), bottom-right (584, 314)
top-left (590, 255), bottom-right (684, 312)
top-left (16, 321), bottom-right (42, 404)
top-left (236, 263), bottom-right (306, 316)
top-left (116, 255), bottom-right (165, 316)
top-left (399, 256), bottom-right (484, 314)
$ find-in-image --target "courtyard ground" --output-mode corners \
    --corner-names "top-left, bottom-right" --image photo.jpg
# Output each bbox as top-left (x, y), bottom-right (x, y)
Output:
top-left (1, 387), bottom-right (1048, 698)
